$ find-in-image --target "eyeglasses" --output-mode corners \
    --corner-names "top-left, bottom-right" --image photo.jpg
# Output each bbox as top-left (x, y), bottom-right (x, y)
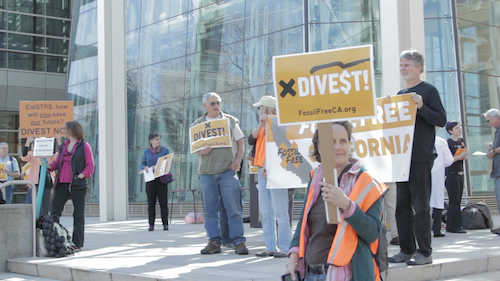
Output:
top-left (210, 101), bottom-right (220, 106)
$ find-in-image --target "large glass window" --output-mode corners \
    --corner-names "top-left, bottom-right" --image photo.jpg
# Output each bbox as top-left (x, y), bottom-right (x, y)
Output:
top-left (244, 0), bottom-right (302, 39)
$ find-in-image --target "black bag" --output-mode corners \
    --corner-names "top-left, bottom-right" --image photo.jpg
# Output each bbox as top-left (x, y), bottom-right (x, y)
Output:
top-left (461, 203), bottom-right (494, 230)
top-left (37, 215), bottom-right (76, 257)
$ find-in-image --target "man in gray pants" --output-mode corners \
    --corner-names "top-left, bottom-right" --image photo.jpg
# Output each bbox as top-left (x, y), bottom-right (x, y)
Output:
top-left (485, 108), bottom-right (500, 234)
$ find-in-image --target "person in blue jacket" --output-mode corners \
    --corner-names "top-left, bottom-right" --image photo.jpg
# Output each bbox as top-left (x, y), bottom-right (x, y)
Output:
top-left (141, 132), bottom-right (170, 231)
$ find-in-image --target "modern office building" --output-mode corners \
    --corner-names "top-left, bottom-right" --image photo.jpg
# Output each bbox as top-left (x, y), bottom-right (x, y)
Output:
top-left (48, 0), bottom-right (500, 217)
top-left (0, 0), bottom-right (70, 157)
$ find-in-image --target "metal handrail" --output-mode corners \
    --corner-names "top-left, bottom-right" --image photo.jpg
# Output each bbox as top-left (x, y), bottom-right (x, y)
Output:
top-left (0, 180), bottom-right (37, 257)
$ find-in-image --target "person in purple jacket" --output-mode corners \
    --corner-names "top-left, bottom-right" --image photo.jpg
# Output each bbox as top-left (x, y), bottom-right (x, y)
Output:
top-left (48, 121), bottom-right (95, 252)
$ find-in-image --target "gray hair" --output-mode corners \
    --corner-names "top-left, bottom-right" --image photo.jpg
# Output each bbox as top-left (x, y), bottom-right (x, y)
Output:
top-left (0, 142), bottom-right (8, 148)
top-left (400, 49), bottom-right (425, 74)
top-left (484, 108), bottom-right (500, 118)
top-left (202, 92), bottom-right (221, 104)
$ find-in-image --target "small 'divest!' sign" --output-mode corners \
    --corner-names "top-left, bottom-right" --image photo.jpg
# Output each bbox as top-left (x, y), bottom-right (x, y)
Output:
top-left (189, 119), bottom-right (232, 153)
top-left (19, 101), bottom-right (74, 137)
top-left (154, 153), bottom-right (174, 178)
top-left (273, 45), bottom-right (377, 125)
top-left (33, 137), bottom-right (55, 157)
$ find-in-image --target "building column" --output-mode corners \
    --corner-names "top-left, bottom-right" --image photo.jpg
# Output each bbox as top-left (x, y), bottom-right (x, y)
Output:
top-left (97, 0), bottom-right (128, 221)
top-left (380, 0), bottom-right (426, 96)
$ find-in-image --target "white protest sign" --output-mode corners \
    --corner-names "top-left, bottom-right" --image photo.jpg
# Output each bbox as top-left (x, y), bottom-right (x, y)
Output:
top-left (33, 137), bottom-right (55, 157)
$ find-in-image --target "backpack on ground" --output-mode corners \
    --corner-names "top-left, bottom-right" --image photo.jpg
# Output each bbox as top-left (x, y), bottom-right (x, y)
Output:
top-left (461, 203), bottom-right (494, 230)
top-left (37, 215), bottom-right (76, 257)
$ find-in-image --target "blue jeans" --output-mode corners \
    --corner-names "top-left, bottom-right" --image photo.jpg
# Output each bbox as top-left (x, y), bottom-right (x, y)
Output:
top-left (199, 169), bottom-right (245, 245)
top-left (4, 185), bottom-right (13, 204)
top-left (495, 177), bottom-right (500, 213)
top-left (257, 167), bottom-right (291, 253)
top-left (304, 271), bottom-right (326, 281)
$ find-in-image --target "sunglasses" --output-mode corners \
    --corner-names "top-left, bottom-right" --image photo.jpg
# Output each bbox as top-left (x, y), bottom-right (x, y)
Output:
top-left (210, 101), bottom-right (220, 106)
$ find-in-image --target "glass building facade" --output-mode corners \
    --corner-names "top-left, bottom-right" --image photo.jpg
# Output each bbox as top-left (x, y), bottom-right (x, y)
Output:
top-left (68, 0), bottom-right (499, 205)
top-left (0, 0), bottom-right (70, 164)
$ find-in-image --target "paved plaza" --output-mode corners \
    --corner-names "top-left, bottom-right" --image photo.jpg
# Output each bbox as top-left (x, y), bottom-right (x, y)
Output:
top-left (2, 215), bottom-right (500, 281)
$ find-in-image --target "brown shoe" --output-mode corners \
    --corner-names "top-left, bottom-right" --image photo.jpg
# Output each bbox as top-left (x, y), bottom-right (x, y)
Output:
top-left (200, 240), bottom-right (221, 254)
top-left (234, 243), bottom-right (249, 255)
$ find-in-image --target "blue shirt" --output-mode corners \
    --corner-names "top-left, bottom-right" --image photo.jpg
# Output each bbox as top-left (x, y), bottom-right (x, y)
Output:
top-left (140, 147), bottom-right (170, 170)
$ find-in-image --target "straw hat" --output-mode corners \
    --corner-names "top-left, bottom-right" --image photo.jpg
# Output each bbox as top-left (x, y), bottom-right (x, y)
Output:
top-left (252, 96), bottom-right (276, 108)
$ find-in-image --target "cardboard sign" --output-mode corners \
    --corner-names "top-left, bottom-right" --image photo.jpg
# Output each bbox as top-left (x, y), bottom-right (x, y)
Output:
top-left (265, 94), bottom-right (417, 188)
top-left (189, 119), bottom-right (232, 153)
top-left (273, 45), bottom-right (377, 125)
top-left (22, 162), bottom-right (30, 180)
top-left (154, 153), bottom-right (174, 178)
top-left (33, 138), bottom-right (55, 157)
top-left (265, 116), bottom-right (319, 189)
top-left (19, 101), bottom-right (74, 137)
top-left (0, 163), bottom-right (6, 180)
top-left (350, 94), bottom-right (417, 182)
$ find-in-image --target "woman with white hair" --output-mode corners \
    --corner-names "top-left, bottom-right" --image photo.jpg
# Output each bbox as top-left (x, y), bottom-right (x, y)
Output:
top-left (249, 95), bottom-right (291, 258)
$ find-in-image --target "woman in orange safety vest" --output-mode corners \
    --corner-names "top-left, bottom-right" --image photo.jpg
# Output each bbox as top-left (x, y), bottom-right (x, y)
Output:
top-left (286, 121), bottom-right (387, 281)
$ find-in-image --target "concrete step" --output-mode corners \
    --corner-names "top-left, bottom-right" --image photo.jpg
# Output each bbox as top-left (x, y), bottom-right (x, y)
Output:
top-left (0, 272), bottom-right (59, 280)
top-left (435, 270), bottom-right (500, 281)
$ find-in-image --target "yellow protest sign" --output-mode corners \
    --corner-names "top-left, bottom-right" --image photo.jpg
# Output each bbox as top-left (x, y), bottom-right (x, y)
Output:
top-left (22, 162), bottom-right (30, 180)
top-left (273, 45), bottom-right (376, 125)
top-left (19, 101), bottom-right (74, 137)
top-left (154, 153), bottom-right (174, 178)
top-left (0, 163), bottom-right (6, 180)
top-left (189, 119), bottom-right (232, 153)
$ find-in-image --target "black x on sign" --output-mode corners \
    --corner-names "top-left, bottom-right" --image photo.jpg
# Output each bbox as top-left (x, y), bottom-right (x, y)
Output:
top-left (279, 79), bottom-right (296, 97)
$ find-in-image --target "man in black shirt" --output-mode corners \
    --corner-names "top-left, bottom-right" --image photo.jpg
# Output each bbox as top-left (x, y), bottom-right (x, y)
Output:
top-left (388, 49), bottom-right (446, 266)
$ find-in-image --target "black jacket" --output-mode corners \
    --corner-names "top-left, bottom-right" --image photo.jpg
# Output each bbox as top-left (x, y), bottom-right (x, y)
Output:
top-left (54, 141), bottom-right (88, 189)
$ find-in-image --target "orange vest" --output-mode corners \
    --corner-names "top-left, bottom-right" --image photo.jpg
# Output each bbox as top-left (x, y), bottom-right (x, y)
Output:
top-left (253, 128), bottom-right (266, 167)
top-left (299, 170), bottom-right (387, 280)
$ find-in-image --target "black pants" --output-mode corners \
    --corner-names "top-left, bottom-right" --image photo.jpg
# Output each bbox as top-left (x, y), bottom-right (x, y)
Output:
top-left (445, 173), bottom-right (464, 232)
top-left (396, 161), bottom-right (432, 257)
top-left (146, 178), bottom-right (168, 226)
top-left (432, 208), bottom-right (443, 234)
top-left (51, 183), bottom-right (87, 247)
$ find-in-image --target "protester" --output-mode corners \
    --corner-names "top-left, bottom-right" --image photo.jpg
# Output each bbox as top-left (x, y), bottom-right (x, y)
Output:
top-left (192, 92), bottom-right (247, 255)
top-left (286, 122), bottom-right (386, 281)
top-left (388, 49), bottom-right (446, 266)
top-left (249, 95), bottom-right (291, 258)
top-left (22, 136), bottom-right (59, 216)
top-left (384, 182), bottom-right (399, 245)
top-left (484, 109), bottom-right (500, 234)
top-left (0, 142), bottom-right (20, 204)
top-left (140, 132), bottom-right (170, 231)
top-left (49, 121), bottom-right (95, 252)
top-left (430, 127), bottom-right (454, 237)
top-left (445, 121), bottom-right (468, 233)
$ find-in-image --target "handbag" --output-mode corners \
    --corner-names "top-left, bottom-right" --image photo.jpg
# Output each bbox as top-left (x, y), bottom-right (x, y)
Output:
top-left (150, 149), bottom-right (174, 185)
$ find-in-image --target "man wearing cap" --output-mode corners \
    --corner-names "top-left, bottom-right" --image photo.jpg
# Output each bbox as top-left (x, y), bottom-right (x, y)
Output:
top-left (191, 92), bottom-right (248, 255)
top-left (484, 108), bottom-right (500, 234)
top-left (249, 96), bottom-right (291, 258)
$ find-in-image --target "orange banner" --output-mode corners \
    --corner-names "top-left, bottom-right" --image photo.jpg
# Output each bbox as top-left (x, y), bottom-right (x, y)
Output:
top-left (19, 101), bottom-right (74, 137)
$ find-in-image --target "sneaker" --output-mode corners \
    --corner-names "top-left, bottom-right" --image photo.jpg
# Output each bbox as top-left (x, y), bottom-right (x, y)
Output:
top-left (201, 240), bottom-right (221, 254)
top-left (406, 253), bottom-right (432, 266)
top-left (491, 228), bottom-right (500, 235)
top-left (148, 225), bottom-right (154, 231)
top-left (255, 251), bottom-right (275, 257)
top-left (234, 243), bottom-right (249, 255)
top-left (163, 225), bottom-right (169, 231)
top-left (222, 243), bottom-right (235, 249)
top-left (389, 237), bottom-right (400, 245)
top-left (388, 252), bottom-right (414, 263)
top-left (273, 252), bottom-right (288, 258)
top-left (433, 232), bottom-right (445, 237)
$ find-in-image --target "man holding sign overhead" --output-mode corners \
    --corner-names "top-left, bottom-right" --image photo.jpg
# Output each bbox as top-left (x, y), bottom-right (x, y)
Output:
top-left (389, 49), bottom-right (446, 266)
top-left (191, 92), bottom-right (247, 255)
